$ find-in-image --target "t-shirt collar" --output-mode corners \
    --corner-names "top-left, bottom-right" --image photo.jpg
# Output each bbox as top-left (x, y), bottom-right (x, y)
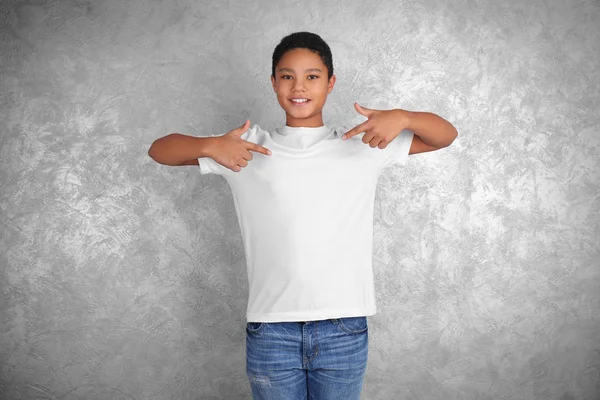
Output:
top-left (273, 124), bottom-right (333, 149)
top-left (277, 124), bottom-right (330, 136)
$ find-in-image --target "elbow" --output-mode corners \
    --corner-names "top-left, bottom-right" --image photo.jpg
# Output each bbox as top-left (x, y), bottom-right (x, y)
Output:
top-left (147, 134), bottom-right (185, 166)
top-left (148, 136), bottom-right (170, 164)
top-left (444, 128), bottom-right (458, 147)
top-left (148, 141), bottom-right (159, 162)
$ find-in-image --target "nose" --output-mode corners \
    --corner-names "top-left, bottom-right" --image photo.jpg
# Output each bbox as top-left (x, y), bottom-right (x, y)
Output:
top-left (292, 79), bottom-right (306, 91)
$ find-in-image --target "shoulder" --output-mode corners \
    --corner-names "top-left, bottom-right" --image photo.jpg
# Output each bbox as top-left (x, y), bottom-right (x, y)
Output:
top-left (244, 124), bottom-right (277, 147)
top-left (243, 123), bottom-right (269, 140)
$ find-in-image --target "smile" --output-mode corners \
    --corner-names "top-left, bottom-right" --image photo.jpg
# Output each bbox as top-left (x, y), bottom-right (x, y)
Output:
top-left (290, 99), bottom-right (311, 106)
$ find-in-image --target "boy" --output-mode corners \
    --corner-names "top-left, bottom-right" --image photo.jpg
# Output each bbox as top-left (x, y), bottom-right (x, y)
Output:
top-left (148, 31), bottom-right (457, 400)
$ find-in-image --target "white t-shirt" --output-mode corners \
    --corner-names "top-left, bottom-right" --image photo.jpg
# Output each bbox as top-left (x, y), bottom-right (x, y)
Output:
top-left (198, 123), bottom-right (414, 322)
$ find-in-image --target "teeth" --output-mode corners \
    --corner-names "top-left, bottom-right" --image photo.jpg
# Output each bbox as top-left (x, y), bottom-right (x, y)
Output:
top-left (291, 99), bottom-right (308, 103)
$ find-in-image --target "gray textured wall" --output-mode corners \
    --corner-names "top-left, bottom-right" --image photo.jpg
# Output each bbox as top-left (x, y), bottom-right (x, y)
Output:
top-left (1, 0), bottom-right (599, 399)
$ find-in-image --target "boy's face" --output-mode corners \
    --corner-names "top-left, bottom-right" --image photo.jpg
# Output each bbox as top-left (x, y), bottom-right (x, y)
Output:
top-left (271, 48), bottom-right (336, 128)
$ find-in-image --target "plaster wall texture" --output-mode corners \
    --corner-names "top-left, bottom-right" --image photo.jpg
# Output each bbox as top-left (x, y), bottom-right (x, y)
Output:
top-left (1, 0), bottom-right (599, 399)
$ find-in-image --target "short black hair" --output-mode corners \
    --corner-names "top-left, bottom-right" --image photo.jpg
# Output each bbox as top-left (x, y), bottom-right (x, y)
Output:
top-left (271, 31), bottom-right (334, 81)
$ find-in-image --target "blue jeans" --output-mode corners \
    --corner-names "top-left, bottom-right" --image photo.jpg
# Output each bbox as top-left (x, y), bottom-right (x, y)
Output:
top-left (246, 316), bottom-right (368, 399)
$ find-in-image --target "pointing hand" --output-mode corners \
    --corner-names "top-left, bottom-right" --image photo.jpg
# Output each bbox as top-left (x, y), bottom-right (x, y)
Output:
top-left (342, 103), bottom-right (411, 149)
top-left (212, 120), bottom-right (272, 172)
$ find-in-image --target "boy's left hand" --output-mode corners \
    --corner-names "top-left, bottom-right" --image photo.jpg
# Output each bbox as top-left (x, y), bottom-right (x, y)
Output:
top-left (342, 102), bottom-right (411, 149)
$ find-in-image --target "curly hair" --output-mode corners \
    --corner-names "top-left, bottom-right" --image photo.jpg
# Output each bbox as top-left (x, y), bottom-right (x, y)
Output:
top-left (271, 31), bottom-right (334, 81)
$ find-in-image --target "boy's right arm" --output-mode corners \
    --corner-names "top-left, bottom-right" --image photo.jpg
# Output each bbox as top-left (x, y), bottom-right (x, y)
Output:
top-left (147, 133), bottom-right (217, 166)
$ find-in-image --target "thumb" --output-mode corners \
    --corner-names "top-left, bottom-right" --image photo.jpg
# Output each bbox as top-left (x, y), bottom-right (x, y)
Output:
top-left (354, 102), bottom-right (372, 117)
top-left (235, 119), bottom-right (250, 135)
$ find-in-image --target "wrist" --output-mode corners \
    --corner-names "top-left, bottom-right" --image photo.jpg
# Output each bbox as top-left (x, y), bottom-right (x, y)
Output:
top-left (398, 109), bottom-right (415, 130)
top-left (198, 136), bottom-right (219, 159)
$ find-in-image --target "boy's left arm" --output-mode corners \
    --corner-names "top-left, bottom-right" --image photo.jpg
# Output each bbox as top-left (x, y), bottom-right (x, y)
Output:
top-left (403, 110), bottom-right (458, 154)
top-left (342, 103), bottom-right (458, 155)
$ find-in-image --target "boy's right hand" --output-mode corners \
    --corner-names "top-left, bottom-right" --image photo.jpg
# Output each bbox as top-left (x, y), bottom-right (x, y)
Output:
top-left (210, 120), bottom-right (272, 172)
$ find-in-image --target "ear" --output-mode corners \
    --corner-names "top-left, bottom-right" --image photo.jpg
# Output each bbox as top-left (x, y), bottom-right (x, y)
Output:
top-left (328, 74), bottom-right (336, 94)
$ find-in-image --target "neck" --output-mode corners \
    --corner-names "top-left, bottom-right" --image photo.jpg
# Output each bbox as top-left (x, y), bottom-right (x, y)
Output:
top-left (285, 114), bottom-right (325, 128)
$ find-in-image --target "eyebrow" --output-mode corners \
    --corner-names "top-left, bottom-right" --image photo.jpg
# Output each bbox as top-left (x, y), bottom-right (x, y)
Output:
top-left (278, 67), bottom-right (323, 73)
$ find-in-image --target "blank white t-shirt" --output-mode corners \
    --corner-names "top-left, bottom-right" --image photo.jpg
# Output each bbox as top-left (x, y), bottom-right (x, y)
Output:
top-left (198, 123), bottom-right (414, 322)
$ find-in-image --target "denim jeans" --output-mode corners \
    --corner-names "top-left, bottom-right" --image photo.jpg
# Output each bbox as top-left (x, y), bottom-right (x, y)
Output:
top-left (246, 316), bottom-right (368, 399)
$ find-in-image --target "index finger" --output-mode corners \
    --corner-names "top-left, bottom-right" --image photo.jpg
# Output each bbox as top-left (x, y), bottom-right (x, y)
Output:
top-left (343, 120), bottom-right (370, 140)
top-left (248, 142), bottom-right (272, 156)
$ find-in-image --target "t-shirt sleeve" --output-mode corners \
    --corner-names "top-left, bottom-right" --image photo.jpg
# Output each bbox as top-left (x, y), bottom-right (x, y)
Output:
top-left (198, 155), bottom-right (225, 175)
top-left (377, 129), bottom-right (414, 169)
top-left (198, 124), bottom-right (257, 175)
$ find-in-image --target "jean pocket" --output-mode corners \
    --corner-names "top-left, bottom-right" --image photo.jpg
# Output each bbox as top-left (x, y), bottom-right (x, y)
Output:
top-left (332, 316), bottom-right (368, 334)
top-left (246, 322), bottom-right (265, 334)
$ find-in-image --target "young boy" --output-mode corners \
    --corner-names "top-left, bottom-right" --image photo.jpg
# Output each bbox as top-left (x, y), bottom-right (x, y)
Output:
top-left (148, 31), bottom-right (457, 400)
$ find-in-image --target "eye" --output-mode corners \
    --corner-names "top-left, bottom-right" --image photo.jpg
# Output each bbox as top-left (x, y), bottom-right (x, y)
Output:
top-left (281, 75), bottom-right (319, 80)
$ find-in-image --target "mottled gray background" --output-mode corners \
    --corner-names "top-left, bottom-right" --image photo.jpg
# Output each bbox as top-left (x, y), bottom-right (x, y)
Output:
top-left (1, 0), bottom-right (599, 399)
